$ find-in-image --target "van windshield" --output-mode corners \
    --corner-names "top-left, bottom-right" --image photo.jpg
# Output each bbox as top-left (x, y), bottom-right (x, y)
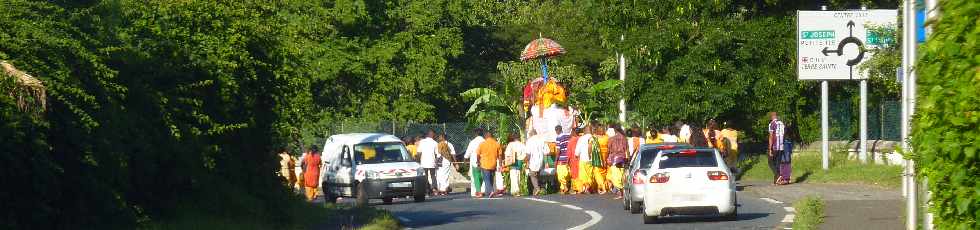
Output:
top-left (353, 142), bottom-right (412, 164)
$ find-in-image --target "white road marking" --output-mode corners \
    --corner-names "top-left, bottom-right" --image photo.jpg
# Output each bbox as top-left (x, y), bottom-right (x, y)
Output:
top-left (397, 216), bottom-right (411, 222)
top-left (761, 197), bottom-right (784, 204)
top-left (784, 207), bottom-right (796, 212)
top-left (561, 204), bottom-right (583, 210)
top-left (524, 197), bottom-right (559, 204)
top-left (567, 210), bottom-right (602, 230)
top-left (782, 214), bottom-right (795, 223)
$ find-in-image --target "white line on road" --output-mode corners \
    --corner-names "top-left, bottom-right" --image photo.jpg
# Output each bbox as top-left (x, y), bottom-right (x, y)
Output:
top-left (567, 210), bottom-right (602, 230)
top-left (784, 207), bottom-right (796, 212)
top-left (761, 197), bottom-right (784, 204)
top-left (397, 216), bottom-right (412, 223)
top-left (781, 214), bottom-right (795, 223)
top-left (561, 204), bottom-right (583, 210)
top-left (524, 197), bottom-right (559, 204)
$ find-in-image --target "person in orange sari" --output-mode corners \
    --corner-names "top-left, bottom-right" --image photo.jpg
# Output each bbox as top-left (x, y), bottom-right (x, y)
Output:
top-left (302, 146), bottom-right (322, 201)
top-left (566, 128), bottom-right (581, 194)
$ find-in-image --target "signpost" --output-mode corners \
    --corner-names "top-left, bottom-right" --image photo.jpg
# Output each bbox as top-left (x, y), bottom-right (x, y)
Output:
top-left (797, 9), bottom-right (898, 169)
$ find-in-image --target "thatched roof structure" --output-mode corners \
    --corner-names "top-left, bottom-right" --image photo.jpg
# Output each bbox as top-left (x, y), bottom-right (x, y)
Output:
top-left (1, 60), bottom-right (46, 114)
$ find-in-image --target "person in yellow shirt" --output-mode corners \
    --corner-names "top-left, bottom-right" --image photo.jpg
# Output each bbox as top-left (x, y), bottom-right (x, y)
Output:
top-left (720, 122), bottom-right (740, 171)
top-left (574, 126), bottom-right (595, 193)
top-left (477, 132), bottom-right (503, 198)
top-left (594, 123), bottom-right (610, 194)
top-left (405, 136), bottom-right (418, 160)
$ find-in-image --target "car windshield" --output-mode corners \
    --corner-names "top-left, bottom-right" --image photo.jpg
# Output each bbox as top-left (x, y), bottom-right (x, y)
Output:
top-left (353, 142), bottom-right (412, 164)
top-left (658, 151), bottom-right (718, 169)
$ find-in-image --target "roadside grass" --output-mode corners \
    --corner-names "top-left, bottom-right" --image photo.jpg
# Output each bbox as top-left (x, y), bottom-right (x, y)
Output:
top-left (792, 195), bottom-right (825, 230)
top-left (737, 149), bottom-right (903, 188)
top-left (322, 203), bottom-right (401, 230)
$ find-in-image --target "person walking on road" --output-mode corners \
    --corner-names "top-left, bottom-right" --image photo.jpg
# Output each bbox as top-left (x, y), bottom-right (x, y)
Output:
top-left (606, 125), bottom-right (628, 199)
top-left (566, 128), bottom-right (582, 194)
top-left (677, 121), bottom-right (692, 143)
top-left (504, 133), bottom-right (525, 196)
top-left (627, 126), bottom-right (644, 160)
top-left (768, 112), bottom-right (786, 185)
top-left (436, 134), bottom-right (456, 196)
top-left (554, 126), bottom-right (572, 194)
top-left (477, 131), bottom-right (503, 198)
top-left (594, 123), bottom-right (610, 194)
top-left (689, 125), bottom-right (710, 148)
top-left (464, 128), bottom-right (486, 197)
top-left (703, 119), bottom-right (723, 149)
top-left (526, 130), bottom-right (548, 196)
top-left (301, 146), bottom-right (322, 201)
top-left (574, 126), bottom-right (595, 193)
top-left (418, 129), bottom-right (440, 195)
top-left (279, 149), bottom-right (297, 191)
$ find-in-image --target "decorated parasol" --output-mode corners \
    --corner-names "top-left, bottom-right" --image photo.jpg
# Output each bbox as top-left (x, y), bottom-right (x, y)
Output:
top-left (520, 35), bottom-right (565, 83)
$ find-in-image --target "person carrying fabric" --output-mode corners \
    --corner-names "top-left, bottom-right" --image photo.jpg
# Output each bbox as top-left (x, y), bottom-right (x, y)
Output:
top-left (554, 125), bottom-right (572, 194)
top-left (477, 131), bottom-right (503, 198)
top-left (503, 133), bottom-right (525, 196)
top-left (436, 134), bottom-right (456, 196)
top-left (606, 125), bottom-right (629, 199)
top-left (593, 123), bottom-right (610, 194)
top-left (464, 128), bottom-right (486, 197)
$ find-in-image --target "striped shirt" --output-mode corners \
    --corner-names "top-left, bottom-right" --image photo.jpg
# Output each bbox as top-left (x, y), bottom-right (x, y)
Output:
top-left (555, 134), bottom-right (571, 163)
top-left (769, 119), bottom-right (785, 151)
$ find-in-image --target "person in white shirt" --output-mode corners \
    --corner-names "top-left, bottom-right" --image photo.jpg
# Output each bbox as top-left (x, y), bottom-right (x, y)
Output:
top-left (627, 127), bottom-right (645, 160)
top-left (463, 128), bottom-right (486, 197)
top-left (525, 131), bottom-right (548, 196)
top-left (417, 129), bottom-right (440, 195)
top-left (503, 133), bottom-right (526, 196)
top-left (678, 121), bottom-right (692, 143)
top-left (574, 127), bottom-right (594, 193)
top-left (661, 127), bottom-right (679, 143)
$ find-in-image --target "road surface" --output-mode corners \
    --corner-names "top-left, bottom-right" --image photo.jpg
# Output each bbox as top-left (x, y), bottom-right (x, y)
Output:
top-left (338, 183), bottom-right (790, 230)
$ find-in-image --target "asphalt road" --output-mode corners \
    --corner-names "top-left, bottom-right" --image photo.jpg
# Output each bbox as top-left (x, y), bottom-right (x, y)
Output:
top-left (344, 183), bottom-right (789, 230)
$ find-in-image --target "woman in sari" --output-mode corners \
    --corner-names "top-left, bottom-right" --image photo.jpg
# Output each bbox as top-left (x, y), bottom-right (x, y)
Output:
top-left (436, 134), bottom-right (456, 196)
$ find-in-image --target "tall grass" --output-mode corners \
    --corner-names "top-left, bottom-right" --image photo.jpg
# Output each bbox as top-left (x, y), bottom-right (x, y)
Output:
top-left (738, 149), bottom-right (904, 188)
top-left (792, 195), bottom-right (825, 230)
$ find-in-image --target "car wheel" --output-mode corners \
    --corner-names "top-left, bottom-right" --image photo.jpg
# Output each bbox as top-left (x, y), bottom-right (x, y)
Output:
top-left (382, 197), bottom-right (393, 204)
top-left (643, 214), bottom-right (658, 224)
top-left (355, 183), bottom-right (368, 207)
top-left (630, 201), bottom-right (643, 214)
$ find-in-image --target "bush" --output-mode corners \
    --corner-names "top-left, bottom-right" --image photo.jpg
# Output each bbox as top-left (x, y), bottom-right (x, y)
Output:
top-left (792, 195), bottom-right (825, 230)
top-left (910, 0), bottom-right (980, 229)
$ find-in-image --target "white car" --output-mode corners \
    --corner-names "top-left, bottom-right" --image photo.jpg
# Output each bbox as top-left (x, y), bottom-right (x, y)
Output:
top-left (623, 143), bottom-right (690, 214)
top-left (642, 148), bottom-right (736, 223)
top-left (319, 133), bottom-right (427, 206)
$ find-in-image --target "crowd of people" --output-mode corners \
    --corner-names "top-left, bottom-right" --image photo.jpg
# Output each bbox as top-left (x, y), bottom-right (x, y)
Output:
top-left (421, 119), bottom-right (746, 200)
top-left (276, 112), bottom-right (796, 202)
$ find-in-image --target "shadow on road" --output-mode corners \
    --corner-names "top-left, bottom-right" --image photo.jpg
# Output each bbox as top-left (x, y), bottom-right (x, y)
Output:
top-left (396, 210), bottom-right (490, 228)
top-left (654, 212), bottom-right (771, 224)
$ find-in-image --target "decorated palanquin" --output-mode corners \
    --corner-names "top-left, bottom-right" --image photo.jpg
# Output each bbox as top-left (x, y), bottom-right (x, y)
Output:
top-left (523, 77), bottom-right (575, 137)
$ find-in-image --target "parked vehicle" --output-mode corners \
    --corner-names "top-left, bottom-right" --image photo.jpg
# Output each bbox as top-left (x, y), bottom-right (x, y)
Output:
top-left (623, 143), bottom-right (691, 214)
top-left (319, 133), bottom-right (427, 206)
top-left (642, 148), bottom-right (736, 223)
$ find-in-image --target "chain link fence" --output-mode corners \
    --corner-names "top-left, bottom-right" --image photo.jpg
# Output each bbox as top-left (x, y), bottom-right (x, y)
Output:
top-left (830, 100), bottom-right (901, 141)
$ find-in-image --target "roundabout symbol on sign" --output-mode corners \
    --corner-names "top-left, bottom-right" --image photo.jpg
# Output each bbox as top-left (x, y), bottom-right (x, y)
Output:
top-left (820, 20), bottom-right (866, 79)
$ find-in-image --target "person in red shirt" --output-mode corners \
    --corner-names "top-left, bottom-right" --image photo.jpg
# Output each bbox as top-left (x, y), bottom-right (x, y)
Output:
top-left (302, 146), bottom-right (322, 201)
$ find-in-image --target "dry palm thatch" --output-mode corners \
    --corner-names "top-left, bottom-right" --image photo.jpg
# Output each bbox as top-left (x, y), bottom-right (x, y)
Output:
top-left (1, 60), bottom-right (46, 114)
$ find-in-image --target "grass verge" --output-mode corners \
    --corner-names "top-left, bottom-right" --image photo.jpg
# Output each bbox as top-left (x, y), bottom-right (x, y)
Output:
top-left (792, 195), bottom-right (825, 230)
top-left (737, 149), bottom-right (903, 188)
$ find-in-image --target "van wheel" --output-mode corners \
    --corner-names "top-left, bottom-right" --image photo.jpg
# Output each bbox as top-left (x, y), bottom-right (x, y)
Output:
top-left (355, 183), bottom-right (368, 207)
top-left (322, 183), bottom-right (337, 204)
top-left (382, 197), bottom-right (393, 204)
top-left (630, 201), bottom-right (643, 214)
top-left (643, 214), bottom-right (658, 224)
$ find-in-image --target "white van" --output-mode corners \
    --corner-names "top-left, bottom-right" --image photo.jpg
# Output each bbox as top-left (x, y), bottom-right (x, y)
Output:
top-left (319, 133), bottom-right (427, 206)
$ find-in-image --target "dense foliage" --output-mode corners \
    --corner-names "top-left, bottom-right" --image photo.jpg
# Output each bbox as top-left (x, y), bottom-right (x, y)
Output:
top-left (911, 0), bottom-right (980, 229)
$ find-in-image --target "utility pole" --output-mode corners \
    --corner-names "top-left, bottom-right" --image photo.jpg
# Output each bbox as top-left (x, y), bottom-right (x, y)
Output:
top-left (618, 34), bottom-right (627, 124)
top-left (902, 0), bottom-right (918, 229)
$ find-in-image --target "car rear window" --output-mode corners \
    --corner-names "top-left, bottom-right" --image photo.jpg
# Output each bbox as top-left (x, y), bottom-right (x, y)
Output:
top-left (639, 149), bottom-right (660, 168)
top-left (658, 151), bottom-right (718, 168)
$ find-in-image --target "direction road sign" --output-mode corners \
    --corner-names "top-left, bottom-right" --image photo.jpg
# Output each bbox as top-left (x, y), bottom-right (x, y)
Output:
top-left (797, 10), bottom-right (897, 80)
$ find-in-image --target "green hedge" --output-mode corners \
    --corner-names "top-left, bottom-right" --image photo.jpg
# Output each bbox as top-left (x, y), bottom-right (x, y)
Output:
top-left (911, 0), bottom-right (980, 229)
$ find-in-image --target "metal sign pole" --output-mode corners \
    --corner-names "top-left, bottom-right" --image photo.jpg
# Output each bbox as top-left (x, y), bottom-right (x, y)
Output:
top-left (820, 5), bottom-right (831, 171)
top-left (903, 0), bottom-right (918, 229)
top-left (858, 6), bottom-right (869, 164)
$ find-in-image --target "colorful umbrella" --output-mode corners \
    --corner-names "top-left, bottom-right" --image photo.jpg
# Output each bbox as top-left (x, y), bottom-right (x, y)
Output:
top-left (520, 36), bottom-right (565, 83)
